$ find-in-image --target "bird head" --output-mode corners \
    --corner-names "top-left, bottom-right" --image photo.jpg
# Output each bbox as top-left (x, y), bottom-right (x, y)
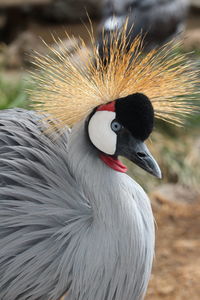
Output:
top-left (87, 92), bottom-right (161, 177)
top-left (31, 23), bottom-right (198, 178)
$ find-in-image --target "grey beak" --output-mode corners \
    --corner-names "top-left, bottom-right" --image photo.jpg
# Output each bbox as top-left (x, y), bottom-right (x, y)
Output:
top-left (116, 132), bottom-right (162, 178)
top-left (129, 140), bottom-right (162, 178)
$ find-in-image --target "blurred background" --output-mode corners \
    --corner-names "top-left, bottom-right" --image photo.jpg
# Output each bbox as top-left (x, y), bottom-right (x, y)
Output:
top-left (0, 0), bottom-right (199, 299)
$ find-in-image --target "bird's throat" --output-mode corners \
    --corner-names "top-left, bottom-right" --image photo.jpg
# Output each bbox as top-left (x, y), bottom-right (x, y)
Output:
top-left (99, 154), bottom-right (128, 173)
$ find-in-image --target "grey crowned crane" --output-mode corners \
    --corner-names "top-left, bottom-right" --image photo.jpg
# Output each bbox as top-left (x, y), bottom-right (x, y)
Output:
top-left (0, 28), bottom-right (197, 300)
top-left (98, 0), bottom-right (188, 56)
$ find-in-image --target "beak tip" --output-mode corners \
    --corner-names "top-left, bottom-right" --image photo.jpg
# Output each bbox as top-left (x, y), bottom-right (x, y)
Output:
top-left (156, 171), bottom-right (162, 179)
top-left (152, 166), bottom-right (162, 179)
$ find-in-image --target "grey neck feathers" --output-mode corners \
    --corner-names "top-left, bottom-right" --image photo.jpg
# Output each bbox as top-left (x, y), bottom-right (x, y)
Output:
top-left (67, 119), bottom-right (127, 224)
top-left (67, 119), bottom-right (153, 230)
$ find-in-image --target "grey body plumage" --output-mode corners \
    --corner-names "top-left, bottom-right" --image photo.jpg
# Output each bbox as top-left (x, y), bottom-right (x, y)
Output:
top-left (0, 108), bottom-right (154, 300)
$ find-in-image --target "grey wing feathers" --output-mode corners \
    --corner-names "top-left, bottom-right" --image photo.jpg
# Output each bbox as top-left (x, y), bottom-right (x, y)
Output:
top-left (0, 109), bottom-right (91, 300)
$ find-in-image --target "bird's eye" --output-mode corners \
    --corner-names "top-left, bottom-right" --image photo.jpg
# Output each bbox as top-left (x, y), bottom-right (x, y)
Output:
top-left (111, 120), bottom-right (122, 132)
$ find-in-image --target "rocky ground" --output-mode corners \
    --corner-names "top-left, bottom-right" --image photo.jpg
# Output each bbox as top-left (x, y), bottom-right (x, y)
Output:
top-left (146, 185), bottom-right (200, 300)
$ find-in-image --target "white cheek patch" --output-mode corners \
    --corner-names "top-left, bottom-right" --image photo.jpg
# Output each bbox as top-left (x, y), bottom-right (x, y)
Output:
top-left (88, 111), bottom-right (117, 155)
top-left (103, 16), bottom-right (125, 31)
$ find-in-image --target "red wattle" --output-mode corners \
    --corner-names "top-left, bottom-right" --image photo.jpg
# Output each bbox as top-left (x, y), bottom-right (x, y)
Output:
top-left (100, 154), bottom-right (128, 173)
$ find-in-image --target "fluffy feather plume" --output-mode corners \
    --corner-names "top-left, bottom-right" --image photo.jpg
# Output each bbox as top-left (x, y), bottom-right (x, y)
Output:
top-left (31, 21), bottom-right (199, 127)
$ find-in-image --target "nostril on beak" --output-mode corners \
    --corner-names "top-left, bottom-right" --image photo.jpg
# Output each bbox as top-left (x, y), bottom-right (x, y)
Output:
top-left (137, 152), bottom-right (146, 158)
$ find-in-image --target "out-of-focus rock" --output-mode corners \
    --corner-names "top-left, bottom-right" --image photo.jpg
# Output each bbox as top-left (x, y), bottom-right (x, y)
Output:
top-left (39, 0), bottom-right (103, 22)
top-left (46, 37), bottom-right (88, 59)
top-left (98, 0), bottom-right (188, 53)
top-left (173, 239), bottom-right (200, 251)
top-left (0, 0), bottom-right (51, 6)
top-left (190, 0), bottom-right (200, 9)
top-left (2, 31), bottom-right (91, 69)
top-left (50, 37), bottom-right (81, 57)
top-left (156, 279), bottom-right (175, 295)
top-left (151, 183), bottom-right (199, 205)
top-left (183, 29), bottom-right (200, 50)
top-left (4, 31), bottom-right (45, 68)
top-left (0, 13), bottom-right (6, 28)
top-left (185, 137), bottom-right (200, 165)
top-left (48, 37), bottom-right (91, 70)
top-left (150, 183), bottom-right (200, 220)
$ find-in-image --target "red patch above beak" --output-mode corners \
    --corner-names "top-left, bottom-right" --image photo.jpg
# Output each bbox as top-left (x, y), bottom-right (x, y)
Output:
top-left (97, 101), bottom-right (115, 112)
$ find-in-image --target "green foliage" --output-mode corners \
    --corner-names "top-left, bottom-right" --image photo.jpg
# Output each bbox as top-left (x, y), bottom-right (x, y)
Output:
top-left (0, 76), bottom-right (31, 110)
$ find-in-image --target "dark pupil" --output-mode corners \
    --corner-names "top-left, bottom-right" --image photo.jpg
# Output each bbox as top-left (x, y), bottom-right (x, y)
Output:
top-left (111, 120), bottom-right (121, 132)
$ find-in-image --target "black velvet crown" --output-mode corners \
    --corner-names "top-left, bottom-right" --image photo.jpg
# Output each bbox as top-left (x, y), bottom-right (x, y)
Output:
top-left (115, 93), bottom-right (154, 141)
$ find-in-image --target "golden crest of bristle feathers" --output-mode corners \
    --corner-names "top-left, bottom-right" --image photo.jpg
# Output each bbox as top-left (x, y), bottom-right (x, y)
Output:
top-left (31, 21), bottom-right (199, 127)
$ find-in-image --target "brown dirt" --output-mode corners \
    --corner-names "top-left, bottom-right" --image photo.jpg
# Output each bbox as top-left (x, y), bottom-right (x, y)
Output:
top-left (146, 186), bottom-right (200, 300)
